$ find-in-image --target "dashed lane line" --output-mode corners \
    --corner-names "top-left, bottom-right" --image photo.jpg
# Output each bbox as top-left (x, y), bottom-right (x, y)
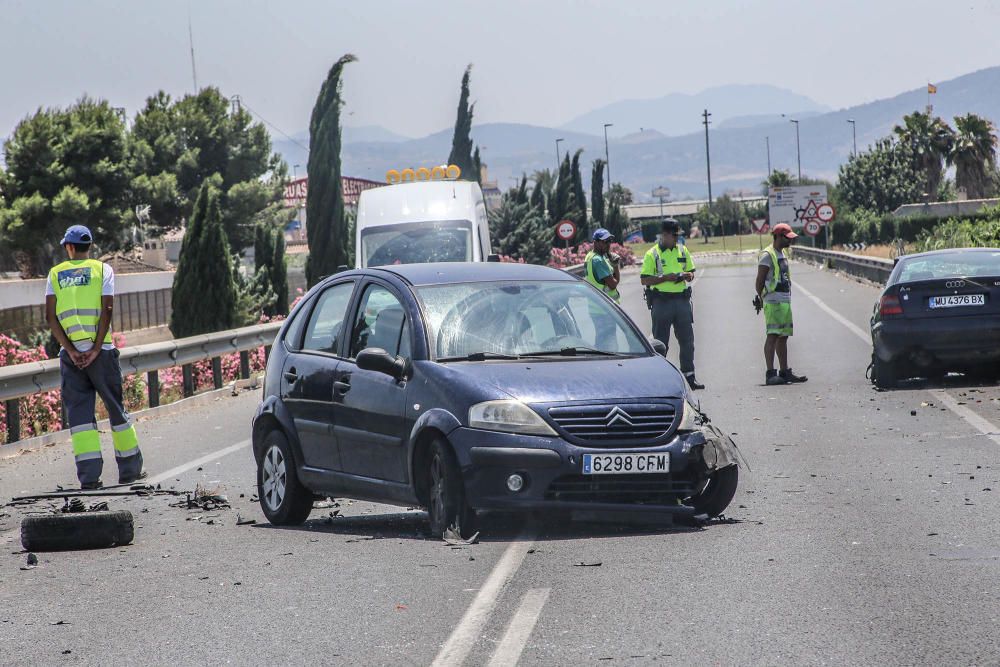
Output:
top-left (795, 278), bottom-right (1000, 448)
top-left (487, 588), bottom-right (551, 667)
top-left (431, 527), bottom-right (537, 667)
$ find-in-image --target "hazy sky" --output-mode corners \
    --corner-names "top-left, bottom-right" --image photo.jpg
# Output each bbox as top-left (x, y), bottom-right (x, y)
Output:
top-left (4, 0), bottom-right (1000, 141)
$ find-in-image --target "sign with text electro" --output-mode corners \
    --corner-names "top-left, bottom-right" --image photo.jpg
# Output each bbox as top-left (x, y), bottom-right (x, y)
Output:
top-left (767, 185), bottom-right (833, 229)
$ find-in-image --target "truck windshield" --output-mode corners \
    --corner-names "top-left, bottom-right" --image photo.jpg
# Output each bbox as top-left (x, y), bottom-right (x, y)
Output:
top-left (361, 220), bottom-right (474, 267)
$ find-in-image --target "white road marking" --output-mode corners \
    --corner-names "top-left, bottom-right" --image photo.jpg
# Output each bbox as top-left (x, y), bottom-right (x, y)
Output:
top-left (147, 439), bottom-right (251, 486)
top-left (431, 527), bottom-right (537, 667)
top-left (487, 588), bottom-right (551, 667)
top-left (794, 273), bottom-right (1000, 447)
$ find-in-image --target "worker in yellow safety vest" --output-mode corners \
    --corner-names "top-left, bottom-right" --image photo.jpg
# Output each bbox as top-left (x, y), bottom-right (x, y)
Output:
top-left (753, 223), bottom-right (808, 385)
top-left (46, 225), bottom-right (144, 489)
top-left (583, 228), bottom-right (622, 350)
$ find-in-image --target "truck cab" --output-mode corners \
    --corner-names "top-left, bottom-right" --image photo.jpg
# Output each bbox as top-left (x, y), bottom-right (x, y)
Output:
top-left (355, 167), bottom-right (491, 268)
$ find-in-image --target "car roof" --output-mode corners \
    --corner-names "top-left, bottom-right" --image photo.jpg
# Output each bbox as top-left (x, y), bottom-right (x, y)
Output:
top-left (900, 247), bottom-right (1000, 261)
top-left (368, 261), bottom-right (578, 286)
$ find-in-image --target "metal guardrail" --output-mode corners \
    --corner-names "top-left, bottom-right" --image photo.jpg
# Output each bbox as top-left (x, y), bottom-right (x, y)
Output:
top-left (793, 246), bottom-right (894, 285)
top-left (0, 322), bottom-right (282, 444)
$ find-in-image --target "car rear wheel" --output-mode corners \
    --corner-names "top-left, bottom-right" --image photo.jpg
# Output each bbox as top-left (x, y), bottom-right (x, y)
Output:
top-left (426, 439), bottom-right (478, 539)
top-left (872, 357), bottom-right (899, 389)
top-left (258, 430), bottom-right (313, 526)
top-left (690, 465), bottom-right (739, 518)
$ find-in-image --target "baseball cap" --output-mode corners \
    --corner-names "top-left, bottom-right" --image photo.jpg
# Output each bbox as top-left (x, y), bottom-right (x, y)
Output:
top-left (772, 223), bottom-right (798, 239)
top-left (661, 218), bottom-right (680, 234)
top-left (60, 225), bottom-right (93, 245)
top-left (592, 228), bottom-right (613, 242)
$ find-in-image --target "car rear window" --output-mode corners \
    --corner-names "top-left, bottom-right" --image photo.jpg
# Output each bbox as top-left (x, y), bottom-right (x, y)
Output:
top-left (896, 251), bottom-right (1000, 283)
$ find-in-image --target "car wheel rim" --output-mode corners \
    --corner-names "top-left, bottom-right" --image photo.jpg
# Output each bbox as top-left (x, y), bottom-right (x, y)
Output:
top-left (262, 444), bottom-right (286, 511)
top-left (430, 453), bottom-right (445, 525)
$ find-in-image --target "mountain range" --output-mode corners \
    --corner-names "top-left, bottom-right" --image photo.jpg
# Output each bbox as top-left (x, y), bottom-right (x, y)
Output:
top-left (272, 66), bottom-right (1000, 201)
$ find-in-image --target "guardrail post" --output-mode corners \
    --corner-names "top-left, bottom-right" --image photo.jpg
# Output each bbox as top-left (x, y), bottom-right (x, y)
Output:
top-left (5, 399), bottom-right (20, 444)
top-left (211, 356), bottom-right (223, 390)
top-left (147, 370), bottom-right (160, 408)
top-left (239, 351), bottom-right (250, 380)
top-left (182, 364), bottom-right (194, 398)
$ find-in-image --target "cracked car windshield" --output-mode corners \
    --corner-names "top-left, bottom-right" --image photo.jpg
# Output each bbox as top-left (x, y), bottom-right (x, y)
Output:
top-left (417, 281), bottom-right (647, 358)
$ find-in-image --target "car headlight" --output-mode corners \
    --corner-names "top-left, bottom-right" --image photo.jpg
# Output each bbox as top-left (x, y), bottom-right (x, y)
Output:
top-left (469, 400), bottom-right (556, 436)
top-left (677, 399), bottom-right (705, 433)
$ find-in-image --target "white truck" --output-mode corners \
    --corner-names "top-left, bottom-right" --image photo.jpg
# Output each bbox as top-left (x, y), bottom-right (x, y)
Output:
top-left (355, 167), bottom-right (492, 268)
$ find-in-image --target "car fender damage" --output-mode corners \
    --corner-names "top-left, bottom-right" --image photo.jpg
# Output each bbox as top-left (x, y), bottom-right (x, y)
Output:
top-left (693, 421), bottom-right (749, 473)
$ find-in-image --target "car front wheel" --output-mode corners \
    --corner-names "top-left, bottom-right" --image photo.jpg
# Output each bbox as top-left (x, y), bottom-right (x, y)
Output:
top-left (258, 430), bottom-right (313, 525)
top-left (690, 465), bottom-right (739, 518)
top-left (427, 439), bottom-right (478, 539)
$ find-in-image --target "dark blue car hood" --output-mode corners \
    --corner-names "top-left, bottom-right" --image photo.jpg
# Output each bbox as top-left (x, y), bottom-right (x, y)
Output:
top-left (440, 355), bottom-right (687, 404)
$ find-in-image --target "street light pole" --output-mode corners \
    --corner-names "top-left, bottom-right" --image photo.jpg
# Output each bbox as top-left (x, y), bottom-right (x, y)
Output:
top-left (790, 119), bottom-right (802, 183)
top-left (847, 119), bottom-right (857, 157)
top-left (603, 124), bottom-right (613, 192)
top-left (765, 136), bottom-right (772, 177)
top-left (702, 109), bottom-right (721, 249)
top-left (555, 138), bottom-right (564, 172)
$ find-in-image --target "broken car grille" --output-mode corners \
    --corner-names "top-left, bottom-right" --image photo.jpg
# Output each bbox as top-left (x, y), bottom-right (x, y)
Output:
top-left (547, 402), bottom-right (677, 446)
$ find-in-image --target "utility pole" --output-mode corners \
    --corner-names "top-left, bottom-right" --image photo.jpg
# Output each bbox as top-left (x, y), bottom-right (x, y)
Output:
top-left (555, 138), bottom-right (564, 172)
top-left (603, 123), bottom-right (613, 192)
top-left (703, 109), bottom-right (721, 249)
top-left (188, 14), bottom-right (199, 93)
top-left (790, 118), bottom-right (801, 183)
top-left (847, 118), bottom-right (857, 157)
top-left (766, 136), bottom-right (772, 177)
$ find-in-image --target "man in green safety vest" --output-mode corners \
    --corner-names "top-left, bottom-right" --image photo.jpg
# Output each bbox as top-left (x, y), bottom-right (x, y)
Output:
top-left (583, 228), bottom-right (621, 349)
top-left (640, 219), bottom-right (704, 390)
top-left (46, 225), bottom-right (144, 489)
top-left (753, 223), bottom-right (808, 385)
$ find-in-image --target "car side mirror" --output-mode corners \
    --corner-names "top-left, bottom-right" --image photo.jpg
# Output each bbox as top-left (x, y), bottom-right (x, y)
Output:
top-left (651, 339), bottom-right (667, 357)
top-left (357, 347), bottom-right (407, 380)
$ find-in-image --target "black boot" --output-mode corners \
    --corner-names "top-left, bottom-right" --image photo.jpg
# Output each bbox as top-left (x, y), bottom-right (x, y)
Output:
top-left (780, 368), bottom-right (808, 383)
top-left (80, 480), bottom-right (103, 490)
top-left (685, 373), bottom-right (705, 390)
top-left (766, 369), bottom-right (788, 385)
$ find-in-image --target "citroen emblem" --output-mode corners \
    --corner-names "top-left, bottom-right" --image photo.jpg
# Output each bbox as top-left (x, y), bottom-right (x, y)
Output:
top-left (605, 406), bottom-right (634, 428)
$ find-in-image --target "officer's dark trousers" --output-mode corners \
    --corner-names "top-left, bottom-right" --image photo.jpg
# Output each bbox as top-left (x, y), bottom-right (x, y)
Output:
top-left (650, 296), bottom-right (695, 374)
top-left (61, 349), bottom-right (143, 485)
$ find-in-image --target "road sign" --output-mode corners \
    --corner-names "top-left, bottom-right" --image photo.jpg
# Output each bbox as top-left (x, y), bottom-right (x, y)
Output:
top-left (768, 185), bottom-right (830, 229)
top-left (652, 186), bottom-right (671, 199)
top-left (750, 218), bottom-right (769, 234)
top-left (556, 220), bottom-right (577, 241)
top-left (816, 203), bottom-right (836, 223)
top-left (804, 220), bottom-right (822, 237)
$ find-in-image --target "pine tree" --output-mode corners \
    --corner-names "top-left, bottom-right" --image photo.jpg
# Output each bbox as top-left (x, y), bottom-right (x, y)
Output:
top-left (271, 229), bottom-right (288, 316)
top-left (591, 159), bottom-right (606, 227)
top-left (305, 54), bottom-right (356, 287)
top-left (447, 64), bottom-right (477, 179)
top-left (170, 181), bottom-right (238, 337)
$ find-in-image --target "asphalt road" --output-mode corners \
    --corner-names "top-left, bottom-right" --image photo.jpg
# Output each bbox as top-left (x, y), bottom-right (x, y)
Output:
top-left (3, 256), bottom-right (1000, 666)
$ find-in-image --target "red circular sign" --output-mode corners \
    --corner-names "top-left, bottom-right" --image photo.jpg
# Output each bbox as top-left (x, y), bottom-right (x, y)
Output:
top-left (816, 203), bottom-right (836, 223)
top-left (804, 220), bottom-right (822, 237)
top-left (556, 220), bottom-right (577, 241)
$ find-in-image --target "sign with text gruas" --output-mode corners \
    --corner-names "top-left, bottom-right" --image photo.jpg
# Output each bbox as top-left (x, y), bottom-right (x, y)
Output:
top-left (767, 185), bottom-right (833, 229)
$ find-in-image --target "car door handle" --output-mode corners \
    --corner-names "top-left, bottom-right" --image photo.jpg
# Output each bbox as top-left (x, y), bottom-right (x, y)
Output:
top-left (284, 368), bottom-right (298, 382)
top-left (334, 380), bottom-right (351, 394)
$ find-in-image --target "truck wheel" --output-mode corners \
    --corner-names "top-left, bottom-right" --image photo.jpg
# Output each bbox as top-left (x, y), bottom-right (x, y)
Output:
top-left (258, 429), bottom-right (313, 525)
top-left (21, 511), bottom-right (134, 552)
top-left (426, 439), bottom-right (478, 539)
top-left (691, 465), bottom-right (739, 518)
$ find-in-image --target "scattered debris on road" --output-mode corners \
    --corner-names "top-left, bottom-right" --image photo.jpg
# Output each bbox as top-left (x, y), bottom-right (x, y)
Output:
top-left (442, 526), bottom-right (479, 545)
top-left (574, 561), bottom-right (602, 567)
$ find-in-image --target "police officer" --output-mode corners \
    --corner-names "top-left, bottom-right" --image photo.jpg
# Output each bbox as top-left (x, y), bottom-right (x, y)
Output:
top-left (46, 225), bottom-right (145, 489)
top-left (583, 228), bottom-right (621, 349)
top-left (640, 219), bottom-right (704, 390)
top-left (753, 223), bottom-right (808, 385)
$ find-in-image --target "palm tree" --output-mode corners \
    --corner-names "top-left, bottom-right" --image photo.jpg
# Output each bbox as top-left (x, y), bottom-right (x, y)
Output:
top-left (949, 113), bottom-right (998, 200)
top-left (894, 111), bottom-right (955, 201)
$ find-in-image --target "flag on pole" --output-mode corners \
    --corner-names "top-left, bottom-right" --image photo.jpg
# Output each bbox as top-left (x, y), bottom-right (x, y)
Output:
top-left (927, 83), bottom-right (938, 94)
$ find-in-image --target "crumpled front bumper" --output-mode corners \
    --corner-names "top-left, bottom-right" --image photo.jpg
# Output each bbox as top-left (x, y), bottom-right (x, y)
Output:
top-left (449, 422), bottom-right (742, 516)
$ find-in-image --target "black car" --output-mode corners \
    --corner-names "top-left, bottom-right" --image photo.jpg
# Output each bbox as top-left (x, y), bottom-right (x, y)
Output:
top-left (252, 262), bottom-right (741, 536)
top-left (871, 248), bottom-right (1000, 388)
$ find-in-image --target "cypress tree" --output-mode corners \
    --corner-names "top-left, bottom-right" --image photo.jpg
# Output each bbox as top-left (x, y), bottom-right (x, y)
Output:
top-left (305, 54), bottom-right (356, 287)
top-left (472, 145), bottom-right (482, 184)
top-left (253, 223), bottom-right (275, 278)
top-left (271, 229), bottom-right (288, 316)
top-left (447, 64), bottom-right (477, 179)
top-left (170, 181), bottom-right (237, 337)
top-left (570, 149), bottom-right (588, 243)
top-left (591, 159), bottom-right (606, 227)
top-left (529, 178), bottom-right (545, 212)
top-left (550, 153), bottom-right (573, 228)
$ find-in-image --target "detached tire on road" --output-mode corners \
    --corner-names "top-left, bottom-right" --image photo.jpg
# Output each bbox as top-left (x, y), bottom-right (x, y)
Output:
top-left (691, 465), bottom-right (739, 518)
top-left (21, 511), bottom-right (134, 552)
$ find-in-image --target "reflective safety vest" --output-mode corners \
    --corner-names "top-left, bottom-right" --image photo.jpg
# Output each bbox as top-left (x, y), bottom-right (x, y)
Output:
top-left (584, 251), bottom-right (620, 303)
top-left (49, 259), bottom-right (112, 344)
top-left (641, 243), bottom-right (695, 293)
top-left (761, 244), bottom-right (791, 304)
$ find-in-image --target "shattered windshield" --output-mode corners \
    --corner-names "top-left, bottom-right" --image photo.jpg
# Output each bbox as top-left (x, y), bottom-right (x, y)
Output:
top-left (416, 280), bottom-right (647, 359)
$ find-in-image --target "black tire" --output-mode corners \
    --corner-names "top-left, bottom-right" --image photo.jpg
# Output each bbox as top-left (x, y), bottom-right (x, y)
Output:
top-left (21, 511), bottom-right (134, 552)
top-left (426, 439), bottom-right (478, 539)
top-left (691, 465), bottom-right (739, 518)
top-left (257, 429), bottom-right (313, 526)
top-left (872, 357), bottom-right (898, 389)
